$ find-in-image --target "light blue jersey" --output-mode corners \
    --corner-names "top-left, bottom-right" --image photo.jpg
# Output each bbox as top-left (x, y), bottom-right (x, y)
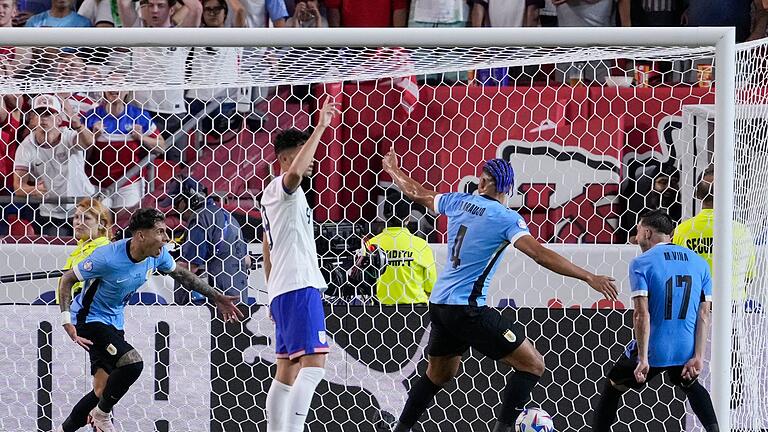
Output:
top-left (430, 193), bottom-right (530, 307)
top-left (71, 238), bottom-right (176, 329)
top-left (626, 243), bottom-right (712, 367)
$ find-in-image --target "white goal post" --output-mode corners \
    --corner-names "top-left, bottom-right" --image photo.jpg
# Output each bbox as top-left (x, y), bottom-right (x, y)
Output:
top-left (0, 26), bottom-right (738, 431)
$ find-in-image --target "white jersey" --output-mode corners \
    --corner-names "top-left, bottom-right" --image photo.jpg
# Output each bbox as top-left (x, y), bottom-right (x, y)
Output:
top-left (261, 175), bottom-right (327, 303)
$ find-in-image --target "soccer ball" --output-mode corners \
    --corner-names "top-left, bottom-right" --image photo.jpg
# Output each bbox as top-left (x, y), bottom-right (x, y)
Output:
top-left (515, 408), bottom-right (555, 432)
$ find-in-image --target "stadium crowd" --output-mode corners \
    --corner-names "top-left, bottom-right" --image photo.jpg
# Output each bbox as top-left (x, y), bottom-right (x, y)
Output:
top-left (0, 0), bottom-right (763, 241)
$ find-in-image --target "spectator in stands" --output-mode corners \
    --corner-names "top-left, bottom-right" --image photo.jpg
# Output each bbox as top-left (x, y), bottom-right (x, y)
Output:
top-left (751, 0), bottom-right (768, 41)
top-left (13, 95), bottom-right (98, 237)
top-left (469, 0), bottom-right (542, 27)
top-left (83, 88), bottom-right (165, 229)
top-left (630, 0), bottom-right (684, 27)
top-left (0, 95), bottom-right (22, 194)
top-left (25, 0), bottom-right (91, 26)
top-left (201, 0), bottom-right (245, 27)
top-left (685, 0), bottom-right (753, 43)
top-left (186, 0), bottom-right (250, 147)
top-left (0, 0), bottom-right (24, 79)
top-left (0, 0), bottom-right (15, 28)
top-left (56, 198), bottom-right (113, 303)
top-left (236, 0), bottom-right (287, 27)
top-left (118, 0), bottom-right (200, 162)
top-left (619, 163), bottom-right (681, 244)
top-left (78, 0), bottom-right (119, 26)
top-left (286, 0), bottom-right (326, 27)
top-left (327, 0), bottom-right (408, 27)
top-left (366, 198), bottom-right (437, 305)
top-left (162, 176), bottom-right (249, 305)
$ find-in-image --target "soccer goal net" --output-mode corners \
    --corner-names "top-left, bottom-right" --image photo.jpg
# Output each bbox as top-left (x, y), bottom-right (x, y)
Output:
top-left (0, 27), bottom-right (758, 432)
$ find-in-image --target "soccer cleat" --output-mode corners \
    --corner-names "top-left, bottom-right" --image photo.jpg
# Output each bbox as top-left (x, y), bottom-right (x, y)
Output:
top-left (88, 406), bottom-right (116, 432)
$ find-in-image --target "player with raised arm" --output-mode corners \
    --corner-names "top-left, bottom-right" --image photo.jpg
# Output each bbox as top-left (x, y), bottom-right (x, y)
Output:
top-left (383, 150), bottom-right (618, 432)
top-left (591, 209), bottom-right (719, 432)
top-left (55, 208), bottom-right (243, 432)
top-left (261, 99), bottom-right (341, 432)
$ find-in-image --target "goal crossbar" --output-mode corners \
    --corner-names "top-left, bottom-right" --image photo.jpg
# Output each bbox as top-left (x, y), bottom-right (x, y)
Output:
top-left (0, 26), bottom-right (735, 48)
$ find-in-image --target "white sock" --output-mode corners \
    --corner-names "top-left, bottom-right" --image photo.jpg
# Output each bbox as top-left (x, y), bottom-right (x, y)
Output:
top-left (286, 367), bottom-right (325, 432)
top-left (266, 380), bottom-right (292, 432)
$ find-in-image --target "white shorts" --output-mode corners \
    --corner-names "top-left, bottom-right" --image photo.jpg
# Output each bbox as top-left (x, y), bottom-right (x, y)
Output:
top-left (100, 180), bottom-right (143, 209)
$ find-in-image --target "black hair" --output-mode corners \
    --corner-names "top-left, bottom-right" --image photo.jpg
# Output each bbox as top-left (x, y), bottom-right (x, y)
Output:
top-left (638, 209), bottom-right (675, 236)
top-left (128, 208), bottom-right (166, 232)
top-left (274, 129), bottom-right (311, 156)
top-left (383, 199), bottom-right (411, 226)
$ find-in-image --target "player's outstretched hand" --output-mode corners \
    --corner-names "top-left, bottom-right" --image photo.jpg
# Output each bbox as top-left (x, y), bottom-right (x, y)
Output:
top-left (682, 356), bottom-right (703, 381)
top-left (382, 148), bottom-right (399, 175)
top-left (214, 294), bottom-right (245, 323)
top-left (634, 359), bottom-right (649, 384)
top-left (63, 323), bottom-right (93, 351)
top-left (587, 274), bottom-right (618, 300)
top-left (317, 98), bottom-right (342, 129)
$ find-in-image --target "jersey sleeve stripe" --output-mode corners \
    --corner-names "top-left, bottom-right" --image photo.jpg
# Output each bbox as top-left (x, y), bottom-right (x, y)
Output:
top-left (509, 231), bottom-right (531, 246)
top-left (73, 264), bottom-right (85, 282)
top-left (631, 290), bottom-right (648, 298)
top-left (433, 194), bottom-right (442, 213)
top-left (704, 295), bottom-right (712, 302)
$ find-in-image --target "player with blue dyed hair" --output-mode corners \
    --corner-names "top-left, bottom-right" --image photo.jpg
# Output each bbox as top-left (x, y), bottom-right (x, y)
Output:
top-left (383, 150), bottom-right (618, 432)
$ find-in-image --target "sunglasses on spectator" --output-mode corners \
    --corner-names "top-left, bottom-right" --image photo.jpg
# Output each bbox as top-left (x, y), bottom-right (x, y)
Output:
top-left (204, 6), bottom-right (225, 14)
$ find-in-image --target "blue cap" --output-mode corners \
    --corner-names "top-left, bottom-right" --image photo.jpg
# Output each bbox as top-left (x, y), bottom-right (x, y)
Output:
top-left (483, 159), bottom-right (515, 194)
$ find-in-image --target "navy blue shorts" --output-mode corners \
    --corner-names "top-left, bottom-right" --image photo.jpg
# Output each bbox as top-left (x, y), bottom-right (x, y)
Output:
top-left (271, 287), bottom-right (329, 360)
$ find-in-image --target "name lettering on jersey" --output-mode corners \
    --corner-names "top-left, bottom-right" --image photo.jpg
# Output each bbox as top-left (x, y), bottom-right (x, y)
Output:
top-left (686, 237), bottom-right (713, 255)
top-left (385, 250), bottom-right (414, 267)
top-left (460, 201), bottom-right (486, 217)
top-left (663, 251), bottom-right (689, 262)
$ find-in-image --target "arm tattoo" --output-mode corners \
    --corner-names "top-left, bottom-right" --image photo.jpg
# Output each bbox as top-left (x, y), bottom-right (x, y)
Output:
top-left (169, 267), bottom-right (221, 300)
top-left (59, 271), bottom-right (77, 313)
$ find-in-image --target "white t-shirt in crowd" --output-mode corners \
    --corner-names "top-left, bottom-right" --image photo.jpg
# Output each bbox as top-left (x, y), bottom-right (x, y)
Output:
top-left (14, 129), bottom-right (95, 219)
top-left (488, 0), bottom-right (527, 27)
top-left (410, 0), bottom-right (465, 24)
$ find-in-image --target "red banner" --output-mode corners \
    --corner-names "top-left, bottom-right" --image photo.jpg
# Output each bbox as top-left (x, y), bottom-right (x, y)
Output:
top-left (316, 83), bottom-right (714, 242)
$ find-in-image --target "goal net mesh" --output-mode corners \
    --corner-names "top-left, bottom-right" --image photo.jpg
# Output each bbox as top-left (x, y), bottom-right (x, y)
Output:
top-left (0, 36), bottom-right (760, 432)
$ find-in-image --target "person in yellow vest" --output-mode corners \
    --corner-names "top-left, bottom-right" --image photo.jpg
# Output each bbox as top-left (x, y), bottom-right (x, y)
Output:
top-left (672, 165), bottom-right (756, 410)
top-left (367, 199), bottom-right (437, 305)
top-left (672, 166), bottom-right (756, 301)
top-left (56, 198), bottom-right (113, 304)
